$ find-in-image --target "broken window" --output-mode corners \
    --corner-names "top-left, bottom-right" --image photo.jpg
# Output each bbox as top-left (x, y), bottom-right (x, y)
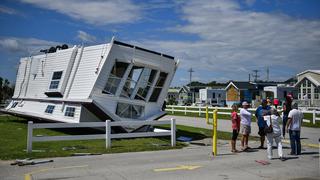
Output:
top-left (103, 61), bottom-right (129, 95)
top-left (121, 66), bottom-right (143, 98)
top-left (149, 72), bottom-right (168, 102)
top-left (116, 103), bottom-right (144, 119)
top-left (134, 68), bottom-right (157, 101)
top-left (49, 71), bottom-right (63, 89)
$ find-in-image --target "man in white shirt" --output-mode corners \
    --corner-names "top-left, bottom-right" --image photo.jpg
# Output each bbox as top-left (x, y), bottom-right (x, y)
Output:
top-left (240, 101), bottom-right (251, 151)
top-left (286, 102), bottom-right (303, 155)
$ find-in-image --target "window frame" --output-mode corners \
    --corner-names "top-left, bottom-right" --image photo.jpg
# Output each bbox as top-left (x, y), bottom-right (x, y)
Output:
top-left (44, 105), bottom-right (55, 114)
top-left (64, 106), bottom-right (76, 117)
top-left (49, 71), bottom-right (63, 90)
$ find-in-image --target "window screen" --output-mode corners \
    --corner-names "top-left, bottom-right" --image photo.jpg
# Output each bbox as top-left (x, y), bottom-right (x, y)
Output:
top-left (103, 62), bottom-right (129, 95)
top-left (49, 71), bottom-right (63, 89)
top-left (121, 66), bottom-right (143, 98)
top-left (116, 103), bottom-right (144, 119)
top-left (149, 72), bottom-right (168, 102)
top-left (134, 68), bottom-right (157, 101)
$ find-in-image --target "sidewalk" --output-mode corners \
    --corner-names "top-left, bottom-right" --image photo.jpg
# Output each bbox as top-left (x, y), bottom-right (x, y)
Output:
top-left (160, 115), bottom-right (320, 147)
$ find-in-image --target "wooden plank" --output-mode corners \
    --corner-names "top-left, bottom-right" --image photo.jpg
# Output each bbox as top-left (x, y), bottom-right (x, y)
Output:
top-left (111, 132), bottom-right (170, 139)
top-left (33, 134), bottom-right (105, 142)
top-left (33, 122), bottom-right (106, 129)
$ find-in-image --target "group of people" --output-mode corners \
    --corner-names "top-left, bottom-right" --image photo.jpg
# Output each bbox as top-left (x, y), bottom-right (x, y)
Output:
top-left (230, 95), bottom-right (304, 160)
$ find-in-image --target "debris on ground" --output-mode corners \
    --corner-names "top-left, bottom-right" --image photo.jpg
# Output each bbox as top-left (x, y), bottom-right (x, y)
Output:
top-left (11, 159), bottom-right (54, 166)
top-left (62, 145), bottom-right (87, 151)
top-left (71, 153), bottom-right (102, 156)
top-left (255, 160), bottom-right (270, 165)
top-left (177, 136), bottom-right (193, 142)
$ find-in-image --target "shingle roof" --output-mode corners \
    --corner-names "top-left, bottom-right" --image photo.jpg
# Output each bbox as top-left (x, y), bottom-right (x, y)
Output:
top-left (226, 81), bottom-right (257, 90)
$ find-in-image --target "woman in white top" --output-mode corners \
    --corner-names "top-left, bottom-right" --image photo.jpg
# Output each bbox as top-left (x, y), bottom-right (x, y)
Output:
top-left (265, 108), bottom-right (284, 161)
top-left (240, 101), bottom-right (251, 151)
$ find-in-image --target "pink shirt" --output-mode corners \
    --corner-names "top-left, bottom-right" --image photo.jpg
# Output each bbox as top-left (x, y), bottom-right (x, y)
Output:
top-left (231, 111), bottom-right (240, 130)
top-left (273, 98), bottom-right (279, 105)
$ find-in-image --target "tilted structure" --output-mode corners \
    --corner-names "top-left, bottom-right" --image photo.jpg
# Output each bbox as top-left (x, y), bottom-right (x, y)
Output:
top-left (3, 38), bottom-right (178, 132)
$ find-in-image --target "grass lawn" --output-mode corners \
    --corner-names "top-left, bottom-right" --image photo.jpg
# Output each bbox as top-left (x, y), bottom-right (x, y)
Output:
top-left (0, 115), bottom-right (237, 160)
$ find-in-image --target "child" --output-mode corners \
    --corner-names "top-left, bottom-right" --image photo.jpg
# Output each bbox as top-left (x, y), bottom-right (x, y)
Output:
top-left (231, 104), bottom-right (241, 152)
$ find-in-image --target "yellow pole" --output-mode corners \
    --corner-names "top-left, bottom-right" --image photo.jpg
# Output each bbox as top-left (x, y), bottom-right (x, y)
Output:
top-left (205, 106), bottom-right (209, 124)
top-left (212, 109), bottom-right (218, 156)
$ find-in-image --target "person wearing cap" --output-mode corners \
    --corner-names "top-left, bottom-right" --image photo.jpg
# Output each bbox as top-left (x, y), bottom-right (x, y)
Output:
top-left (255, 99), bottom-right (271, 149)
top-left (265, 108), bottom-right (285, 160)
top-left (240, 101), bottom-right (251, 151)
top-left (286, 102), bottom-right (303, 155)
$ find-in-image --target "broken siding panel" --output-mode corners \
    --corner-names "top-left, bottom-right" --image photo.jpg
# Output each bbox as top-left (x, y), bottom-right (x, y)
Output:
top-left (68, 44), bottom-right (109, 99)
top-left (13, 58), bottom-right (28, 98)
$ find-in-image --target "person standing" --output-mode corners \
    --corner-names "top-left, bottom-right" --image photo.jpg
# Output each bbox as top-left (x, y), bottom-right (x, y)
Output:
top-left (255, 99), bottom-right (271, 149)
top-left (286, 102), bottom-right (303, 155)
top-left (265, 108), bottom-right (284, 160)
top-left (230, 104), bottom-right (241, 153)
top-left (282, 94), bottom-right (293, 138)
top-left (240, 101), bottom-right (251, 151)
top-left (273, 98), bottom-right (279, 109)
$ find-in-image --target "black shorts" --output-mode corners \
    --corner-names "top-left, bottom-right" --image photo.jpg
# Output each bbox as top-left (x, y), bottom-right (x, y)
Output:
top-left (232, 129), bottom-right (239, 140)
top-left (258, 127), bottom-right (266, 136)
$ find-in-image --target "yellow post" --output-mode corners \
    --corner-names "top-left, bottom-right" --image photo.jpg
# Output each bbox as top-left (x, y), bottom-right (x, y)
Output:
top-left (205, 106), bottom-right (209, 124)
top-left (212, 109), bottom-right (218, 156)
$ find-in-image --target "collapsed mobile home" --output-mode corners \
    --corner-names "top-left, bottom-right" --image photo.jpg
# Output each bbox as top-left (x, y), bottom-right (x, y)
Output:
top-left (3, 38), bottom-right (178, 132)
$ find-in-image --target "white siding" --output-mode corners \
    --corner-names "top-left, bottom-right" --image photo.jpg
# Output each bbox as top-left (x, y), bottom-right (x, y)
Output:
top-left (13, 48), bottom-right (78, 99)
top-left (7, 100), bottom-right (81, 123)
top-left (68, 44), bottom-right (110, 99)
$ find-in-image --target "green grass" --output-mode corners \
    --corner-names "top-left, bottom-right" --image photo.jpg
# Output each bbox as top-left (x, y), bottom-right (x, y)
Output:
top-left (0, 115), bottom-right (239, 160)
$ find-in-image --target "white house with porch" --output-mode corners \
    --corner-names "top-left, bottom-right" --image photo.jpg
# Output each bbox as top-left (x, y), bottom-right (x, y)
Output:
top-left (294, 70), bottom-right (320, 108)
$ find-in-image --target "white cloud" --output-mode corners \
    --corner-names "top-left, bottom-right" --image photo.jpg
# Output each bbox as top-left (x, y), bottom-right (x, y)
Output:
top-left (20, 0), bottom-right (141, 25)
top-left (142, 0), bottom-right (320, 83)
top-left (0, 37), bottom-right (60, 55)
top-left (77, 30), bottom-right (97, 43)
top-left (0, 5), bottom-right (19, 15)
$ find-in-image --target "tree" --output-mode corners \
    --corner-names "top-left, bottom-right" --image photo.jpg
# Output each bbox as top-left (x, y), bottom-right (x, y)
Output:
top-left (0, 77), bottom-right (14, 104)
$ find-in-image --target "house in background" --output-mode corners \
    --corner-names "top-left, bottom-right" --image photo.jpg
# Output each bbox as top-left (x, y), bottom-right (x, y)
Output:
top-left (263, 85), bottom-right (297, 103)
top-left (166, 88), bottom-right (179, 105)
top-left (199, 87), bottom-right (226, 106)
top-left (294, 70), bottom-right (320, 108)
top-left (225, 81), bottom-right (259, 107)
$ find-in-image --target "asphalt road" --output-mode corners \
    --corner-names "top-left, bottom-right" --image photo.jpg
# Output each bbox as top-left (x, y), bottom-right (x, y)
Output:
top-left (0, 115), bottom-right (319, 180)
top-left (0, 140), bottom-right (319, 180)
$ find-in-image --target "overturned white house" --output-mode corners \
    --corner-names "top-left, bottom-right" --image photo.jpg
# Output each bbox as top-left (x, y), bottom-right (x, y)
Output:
top-left (3, 38), bottom-right (178, 132)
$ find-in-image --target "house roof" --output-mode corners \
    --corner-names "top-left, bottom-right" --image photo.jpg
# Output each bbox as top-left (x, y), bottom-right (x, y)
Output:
top-left (225, 81), bottom-right (257, 90)
top-left (297, 70), bottom-right (320, 76)
top-left (294, 76), bottom-right (320, 87)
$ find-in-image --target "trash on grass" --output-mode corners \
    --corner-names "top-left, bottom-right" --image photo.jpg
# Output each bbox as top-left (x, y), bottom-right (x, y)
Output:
top-left (177, 136), bottom-right (193, 142)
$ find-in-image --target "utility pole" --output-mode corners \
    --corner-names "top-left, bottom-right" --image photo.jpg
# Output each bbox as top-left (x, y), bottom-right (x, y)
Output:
top-left (266, 67), bottom-right (269, 82)
top-left (188, 68), bottom-right (194, 103)
top-left (252, 70), bottom-right (260, 82)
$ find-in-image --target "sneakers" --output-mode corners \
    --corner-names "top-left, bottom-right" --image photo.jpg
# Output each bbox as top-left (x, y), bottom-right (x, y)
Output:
top-left (279, 157), bottom-right (286, 161)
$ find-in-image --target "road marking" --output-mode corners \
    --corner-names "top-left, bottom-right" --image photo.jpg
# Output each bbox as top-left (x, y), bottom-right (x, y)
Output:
top-left (282, 140), bottom-right (320, 148)
top-left (154, 165), bottom-right (202, 172)
top-left (24, 165), bottom-right (88, 180)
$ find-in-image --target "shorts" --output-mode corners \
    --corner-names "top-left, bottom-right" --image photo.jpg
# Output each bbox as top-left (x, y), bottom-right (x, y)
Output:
top-left (232, 129), bottom-right (239, 140)
top-left (258, 127), bottom-right (266, 136)
top-left (241, 124), bottom-right (251, 135)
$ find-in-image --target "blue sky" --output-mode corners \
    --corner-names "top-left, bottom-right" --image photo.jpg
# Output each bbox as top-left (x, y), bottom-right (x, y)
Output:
top-left (1, 0), bottom-right (320, 86)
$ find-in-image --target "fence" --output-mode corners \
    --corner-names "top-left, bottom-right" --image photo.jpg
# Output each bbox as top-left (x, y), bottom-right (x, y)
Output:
top-left (27, 119), bottom-right (176, 153)
top-left (166, 105), bottom-right (320, 125)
